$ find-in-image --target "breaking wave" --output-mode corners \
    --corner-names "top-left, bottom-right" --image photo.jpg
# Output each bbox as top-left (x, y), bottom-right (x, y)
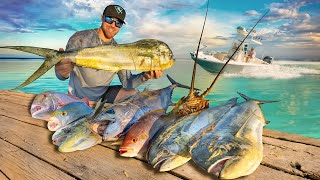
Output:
top-left (223, 64), bottom-right (320, 79)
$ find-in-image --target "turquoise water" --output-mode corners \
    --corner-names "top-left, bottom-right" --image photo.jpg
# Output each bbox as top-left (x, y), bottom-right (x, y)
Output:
top-left (0, 59), bottom-right (319, 138)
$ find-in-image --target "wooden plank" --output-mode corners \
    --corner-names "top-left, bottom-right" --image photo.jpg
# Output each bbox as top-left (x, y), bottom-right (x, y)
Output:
top-left (0, 90), bottom-right (97, 108)
top-left (264, 129), bottom-right (320, 148)
top-left (0, 102), bottom-right (46, 128)
top-left (0, 90), bottom-right (312, 179)
top-left (0, 116), bottom-right (180, 180)
top-left (101, 143), bottom-right (304, 180)
top-left (1, 91), bottom-right (319, 147)
top-left (0, 171), bottom-right (9, 180)
top-left (263, 136), bottom-right (320, 179)
top-left (0, 139), bottom-right (74, 180)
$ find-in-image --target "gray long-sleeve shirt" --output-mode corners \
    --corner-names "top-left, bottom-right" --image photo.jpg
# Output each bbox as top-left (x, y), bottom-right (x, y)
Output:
top-left (55, 28), bottom-right (145, 101)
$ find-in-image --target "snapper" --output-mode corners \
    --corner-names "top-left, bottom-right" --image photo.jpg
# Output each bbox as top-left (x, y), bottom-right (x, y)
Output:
top-left (30, 91), bottom-right (89, 121)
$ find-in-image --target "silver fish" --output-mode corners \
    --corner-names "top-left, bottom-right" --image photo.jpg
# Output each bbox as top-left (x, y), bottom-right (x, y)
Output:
top-left (93, 75), bottom-right (192, 141)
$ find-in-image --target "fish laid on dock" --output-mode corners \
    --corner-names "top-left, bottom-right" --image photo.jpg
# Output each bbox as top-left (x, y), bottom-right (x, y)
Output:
top-left (92, 75), bottom-right (191, 141)
top-left (48, 102), bottom-right (94, 131)
top-left (189, 93), bottom-right (275, 179)
top-left (1, 39), bottom-right (175, 90)
top-left (30, 91), bottom-right (90, 121)
top-left (147, 98), bottom-right (237, 171)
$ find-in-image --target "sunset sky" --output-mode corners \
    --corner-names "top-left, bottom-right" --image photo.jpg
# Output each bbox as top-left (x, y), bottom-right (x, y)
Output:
top-left (0, 0), bottom-right (319, 60)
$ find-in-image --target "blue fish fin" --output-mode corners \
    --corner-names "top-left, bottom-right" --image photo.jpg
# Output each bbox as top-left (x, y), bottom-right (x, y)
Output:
top-left (237, 92), bottom-right (279, 104)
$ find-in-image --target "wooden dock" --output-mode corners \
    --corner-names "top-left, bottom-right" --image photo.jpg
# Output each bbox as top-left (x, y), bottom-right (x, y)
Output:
top-left (0, 90), bottom-right (319, 180)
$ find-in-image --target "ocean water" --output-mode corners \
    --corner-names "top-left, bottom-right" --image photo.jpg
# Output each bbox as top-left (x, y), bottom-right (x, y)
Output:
top-left (0, 59), bottom-right (319, 139)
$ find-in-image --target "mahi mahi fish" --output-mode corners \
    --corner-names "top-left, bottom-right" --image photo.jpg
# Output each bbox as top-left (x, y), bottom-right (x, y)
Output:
top-left (188, 93), bottom-right (275, 179)
top-left (147, 98), bottom-right (237, 171)
top-left (57, 119), bottom-right (102, 153)
top-left (1, 39), bottom-right (175, 90)
top-left (30, 91), bottom-right (89, 121)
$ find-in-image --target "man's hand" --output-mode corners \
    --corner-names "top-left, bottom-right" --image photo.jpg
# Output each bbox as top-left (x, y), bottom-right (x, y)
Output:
top-left (55, 48), bottom-right (75, 78)
top-left (142, 70), bottom-right (163, 81)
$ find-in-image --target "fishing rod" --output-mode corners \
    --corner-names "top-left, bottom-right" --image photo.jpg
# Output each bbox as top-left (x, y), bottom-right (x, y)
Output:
top-left (200, 10), bottom-right (270, 97)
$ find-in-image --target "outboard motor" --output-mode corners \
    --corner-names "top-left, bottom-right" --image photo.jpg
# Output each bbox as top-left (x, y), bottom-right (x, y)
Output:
top-left (263, 56), bottom-right (273, 64)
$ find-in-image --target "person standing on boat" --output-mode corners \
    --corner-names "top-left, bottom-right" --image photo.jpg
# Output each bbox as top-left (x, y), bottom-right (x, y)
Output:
top-left (55, 5), bottom-right (163, 103)
top-left (246, 47), bottom-right (256, 63)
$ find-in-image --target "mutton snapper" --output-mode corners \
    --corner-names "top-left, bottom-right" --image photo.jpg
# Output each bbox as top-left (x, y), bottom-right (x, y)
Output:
top-left (119, 98), bottom-right (187, 158)
top-left (119, 109), bottom-right (166, 157)
top-left (92, 75), bottom-right (192, 141)
top-left (147, 98), bottom-right (238, 172)
top-left (1, 39), bottom-right (175, 90)
top-left (30, 91), bottom-right (89, 121)
top-left (48, 102), bottom-right (94, 131)
top-left (189, 93), bottom-right (276, 179)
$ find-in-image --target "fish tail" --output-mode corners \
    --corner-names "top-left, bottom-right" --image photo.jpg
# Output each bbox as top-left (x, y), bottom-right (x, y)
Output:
top-left (237, 92), bottom-right (279, 104)
top-left (166, 74), bottom-right (200, 91)
top-left (1, 46), bottom-right (61, 90)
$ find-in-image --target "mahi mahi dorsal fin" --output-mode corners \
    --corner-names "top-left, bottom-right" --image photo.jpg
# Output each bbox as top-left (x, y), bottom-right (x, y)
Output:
top-left (237, 92), bottom-right (279, 104)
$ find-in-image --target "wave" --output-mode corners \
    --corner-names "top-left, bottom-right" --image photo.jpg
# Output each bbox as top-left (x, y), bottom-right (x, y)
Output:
top-left (223, 64), bottom-right (320, 79)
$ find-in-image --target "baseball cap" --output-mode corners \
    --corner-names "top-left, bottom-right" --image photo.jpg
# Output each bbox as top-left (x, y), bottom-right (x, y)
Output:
top-left (103, 5), bottom-right (126, 23)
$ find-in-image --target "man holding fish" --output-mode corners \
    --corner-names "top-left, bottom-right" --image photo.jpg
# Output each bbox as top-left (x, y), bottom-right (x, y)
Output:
top-left (55, 5), bottom-right (163, 102)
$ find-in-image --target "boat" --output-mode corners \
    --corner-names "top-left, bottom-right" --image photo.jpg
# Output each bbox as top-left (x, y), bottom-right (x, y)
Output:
top-left (190, 26), bottom-right (273, 73)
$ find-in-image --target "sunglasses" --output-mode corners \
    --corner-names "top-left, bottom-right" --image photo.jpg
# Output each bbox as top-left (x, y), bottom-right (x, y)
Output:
top-left (104, 16), bottom-right (124, 28)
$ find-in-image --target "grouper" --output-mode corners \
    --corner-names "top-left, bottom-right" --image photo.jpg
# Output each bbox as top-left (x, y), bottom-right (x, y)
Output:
top-left (1, 39), bottom-right (175, 90)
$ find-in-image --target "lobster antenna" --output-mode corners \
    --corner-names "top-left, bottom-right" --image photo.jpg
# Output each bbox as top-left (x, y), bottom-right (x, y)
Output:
top-left (188, 0), bottom-right (210, 98)
top-left (201, 10), bottom-right (270, 98)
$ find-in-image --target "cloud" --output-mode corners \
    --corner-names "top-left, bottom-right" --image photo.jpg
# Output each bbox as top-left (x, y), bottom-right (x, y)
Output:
top-left (0, 0), bottom-right (82, 33)
top-left (65, 0), bottom-right (115, 18)
top-left (244, 10), bottom-right (261, 16)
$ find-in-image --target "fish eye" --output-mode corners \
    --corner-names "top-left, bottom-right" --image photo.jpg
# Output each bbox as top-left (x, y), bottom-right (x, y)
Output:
top-left (132, 138), bottom-right (138, 143)
top-left (61, 111), bottom-right (67, 116)
top-left (62, 127), bottom-right (71, 134)
top-left (162, 149), bottom-right (169, 154)
top-left (105, 109), bottom-right (115, 114)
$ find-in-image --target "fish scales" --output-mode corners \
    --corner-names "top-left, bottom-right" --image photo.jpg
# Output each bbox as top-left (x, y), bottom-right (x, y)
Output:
top-left (1, 39), bottom-right (175, 90)
top-left (147, 98), bottom-right (237, 172)
top-left (189, 96), bottom-right (268, 179)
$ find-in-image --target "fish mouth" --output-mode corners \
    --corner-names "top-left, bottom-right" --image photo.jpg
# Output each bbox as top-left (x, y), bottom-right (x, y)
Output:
top-left (47, 117), bottom-right (61, 131)
top-left (30, 105), bottom-right (49, 119)
top-left (153, 158), bottom-right (168, 170)
top-left (52, 137), bottom-right (65, 146)
top-left (208, 157), bottom-right (232, 177)
top-left (119, 148), bottom-right (136, 157)
top-left (89, 122), bottom-right (109, 135)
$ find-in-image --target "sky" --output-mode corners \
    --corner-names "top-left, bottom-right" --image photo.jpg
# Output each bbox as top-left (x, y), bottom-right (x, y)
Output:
top-left (0, 0), bottom-right (319, 60)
